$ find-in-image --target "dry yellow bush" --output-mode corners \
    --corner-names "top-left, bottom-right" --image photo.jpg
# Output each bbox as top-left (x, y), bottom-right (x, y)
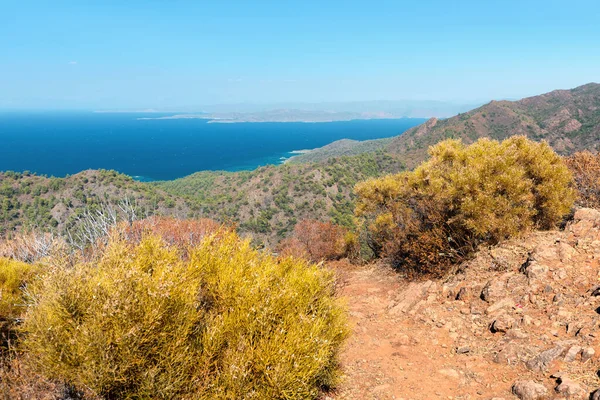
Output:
top-left (0, 258), bottom-right (39, 321)
top-left (356, 136), bottom-right (575, 276)
top-left (21, 232), bottom-right (348, 399)
top-left (565, 150), bottom-right (600, 208)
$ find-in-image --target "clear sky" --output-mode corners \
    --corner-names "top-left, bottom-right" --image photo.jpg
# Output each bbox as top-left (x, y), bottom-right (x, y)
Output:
top-left (1, 0), bottom-right (599, 110)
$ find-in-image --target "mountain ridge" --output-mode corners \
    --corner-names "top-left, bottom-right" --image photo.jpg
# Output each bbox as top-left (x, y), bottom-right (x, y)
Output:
top-left (290, 83), bottom-right (600, 166)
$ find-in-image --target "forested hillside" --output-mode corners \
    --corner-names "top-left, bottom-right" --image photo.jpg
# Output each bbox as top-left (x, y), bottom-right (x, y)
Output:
top-left (0, 169), bottom-right (194, 236)
top-left (155, 151), bottom-right (405, 245)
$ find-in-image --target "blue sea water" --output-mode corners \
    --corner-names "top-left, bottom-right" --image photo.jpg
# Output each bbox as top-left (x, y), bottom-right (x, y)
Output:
top-left (0, 112), bottom-right (426, 181)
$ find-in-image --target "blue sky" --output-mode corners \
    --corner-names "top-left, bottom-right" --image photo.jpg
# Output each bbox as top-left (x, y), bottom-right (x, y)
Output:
top-left (1, 0), bottom-right (599, 109)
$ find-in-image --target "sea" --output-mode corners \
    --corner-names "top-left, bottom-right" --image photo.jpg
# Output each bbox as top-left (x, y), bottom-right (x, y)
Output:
top-left (0, 112), bottom-right (425, 181)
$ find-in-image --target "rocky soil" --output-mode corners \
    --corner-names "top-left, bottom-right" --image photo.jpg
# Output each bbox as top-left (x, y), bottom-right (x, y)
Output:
top-left (330, 208), bottom-right (600, 399)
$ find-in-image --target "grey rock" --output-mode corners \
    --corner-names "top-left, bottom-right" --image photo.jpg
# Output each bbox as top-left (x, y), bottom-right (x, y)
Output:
top-left (456, 346), bottom-right (470, 354)
top-left (512, 380), bottom-right (549, 400)
top-left (526, 345), bottom-right (565, 371)
top-left (555, 377), bottom-right (586, 399)
top-left (491, 314), bottom-right (515, 333)
top-left (481, 279), bottom-right (506, 302)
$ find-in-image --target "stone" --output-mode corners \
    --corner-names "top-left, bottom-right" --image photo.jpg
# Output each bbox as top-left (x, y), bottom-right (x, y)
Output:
top-left (456, 287), bottom-right (468, 300)
top-left (564, 345), bottom-right (582, 362)
top-left (582, 347), bottom-right (595, 362)
top-left (491, 314), bottom-right (515, 333)
top-left (456, 346), bottom-right (470, 354)
top-left (486, 298), bottom-right (515, 314)
top-left (526, 345), bottom-right (565, 371)
top-left (389, 281), bottom-right (436, 315)
top-left (524, 262), bottom-right (548, 280)
top-left (555, 377), bottom-right (586, 399)
top-left (481, 279), bottom-right (506, 302)
top-left (512, 380), bottom-right (549, 400)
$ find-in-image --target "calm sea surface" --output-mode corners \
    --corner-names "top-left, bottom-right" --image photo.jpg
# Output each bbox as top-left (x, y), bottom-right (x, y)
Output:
top-left (0, 112), bottom-right (425, 181)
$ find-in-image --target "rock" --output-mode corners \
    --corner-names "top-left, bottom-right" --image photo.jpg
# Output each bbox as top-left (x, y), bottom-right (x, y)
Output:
top-left (582, 347), bottom-right (595, 362)
top-left (494, 342), bottom-right (533, 365)
top-left (389, 281), bottom-right (436, 315)
top-left (486, 298), bottom-right (515, 314)
top-left (591, 388), bottom-right (600, 400)
top-left (557, 241), bottom-right (576, 262)
top-left (456, 346), bottom-right (470, 354)
top-left (438, 368), bottom-right (460, 379)
top-left (555, 377), bottom-right (586, 399)
top-left (456, 287), bottom-right (468, 300)
top-left (481, 279), bottom-right (506, 302)
top-left (491, 314), bottom-right (515, 333)
top-left (512, 380), bottom-right (549, 400)
top-left (564, 345), bottom-right (582, 362)
top-left (524, 262), bottom-right (549, 280)
top-left (526, 345), bottom-right (565, 371)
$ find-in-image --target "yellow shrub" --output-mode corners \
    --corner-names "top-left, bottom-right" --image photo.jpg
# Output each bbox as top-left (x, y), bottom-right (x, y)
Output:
top-left (0, 258), bottom-right (38, 320)
top-left (356, 136), bottom-right (575, 276)
top-left (21, 233), bottom-right (348, 399)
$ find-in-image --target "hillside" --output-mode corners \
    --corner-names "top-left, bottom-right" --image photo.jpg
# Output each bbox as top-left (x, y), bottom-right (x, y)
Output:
top-left (286, 138), bottom-right (391, 164)
top-left (0, 169), bottom-right (195, 236)
top-left (387, 82), bottom-right (600, 167)
top-left (155, 151), bottom-right (405, 245)
top-left (292, 83), bottom-right (600, 166)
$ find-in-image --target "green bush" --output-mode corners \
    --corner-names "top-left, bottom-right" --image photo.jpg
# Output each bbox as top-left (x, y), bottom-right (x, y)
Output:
top-left (355, 136), bottom-right (575, 276)
top-left (21, 232), bottom-right (348, 399)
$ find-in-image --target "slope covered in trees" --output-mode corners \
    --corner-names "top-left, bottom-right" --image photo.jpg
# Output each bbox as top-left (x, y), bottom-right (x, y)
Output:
top-left (155, 151), bottom-right (405, 245)
top-left (0, 169), bottom-right (195, 236)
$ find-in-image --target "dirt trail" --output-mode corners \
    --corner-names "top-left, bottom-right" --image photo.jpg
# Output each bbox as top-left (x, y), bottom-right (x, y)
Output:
top-left (330, 264), bottom-right (522, 400)
top-left (328, 208), bottom-right (600, 400)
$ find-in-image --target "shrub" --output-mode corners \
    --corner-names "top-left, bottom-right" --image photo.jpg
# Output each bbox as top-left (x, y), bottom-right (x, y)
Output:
top-left (21, 232), bottom-right (348, 399)
top-left (0, 231), bottom-right (65, 264)
top-left (278, 220), bottom-right (354, 262)
top-left (0, 258), bottom-right (39, 321)
top-left (355, 136), bottom-right (575, 276)
top-left (120, 216), bottom-right (225, 252)
top-left (0, 257), bottom-right (40, 354)
top-left (565, 151), bottom-right (600, 208)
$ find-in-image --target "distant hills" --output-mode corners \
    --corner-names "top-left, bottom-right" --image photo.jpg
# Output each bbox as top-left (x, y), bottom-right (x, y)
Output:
top-left (3, 83), bottom-right (600, 245)
top-left (291, 83), bottom-right (600, 166)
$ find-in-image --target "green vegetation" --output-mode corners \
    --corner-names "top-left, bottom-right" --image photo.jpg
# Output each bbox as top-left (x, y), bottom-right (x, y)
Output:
top-left (155, 151), bottom-right (405, 245)
top-left (286, 138), bottom-right (392, 164)
top-left (21, 232), bottom-right (348, 399)
top-left (0, 169), bottom-right (194, 237)
top-left (385, 82), bottom-right (600, 168)
top-left (356, 136), bottom-right (575, 276)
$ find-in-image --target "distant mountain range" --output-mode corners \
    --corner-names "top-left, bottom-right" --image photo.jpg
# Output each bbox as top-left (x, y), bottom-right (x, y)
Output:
top-left (290, 83), bottom-right (600, 166)
top-left (109, 100), bottom-right (479, 122)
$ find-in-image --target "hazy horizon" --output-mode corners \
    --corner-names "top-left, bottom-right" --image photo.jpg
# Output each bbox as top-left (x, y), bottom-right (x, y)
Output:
top-left (2, 1), bottom-right (599, 110)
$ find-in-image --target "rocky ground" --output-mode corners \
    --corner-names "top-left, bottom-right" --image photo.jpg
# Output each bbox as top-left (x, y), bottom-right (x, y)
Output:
top-left (328, 208), bottom-right (600, 400)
